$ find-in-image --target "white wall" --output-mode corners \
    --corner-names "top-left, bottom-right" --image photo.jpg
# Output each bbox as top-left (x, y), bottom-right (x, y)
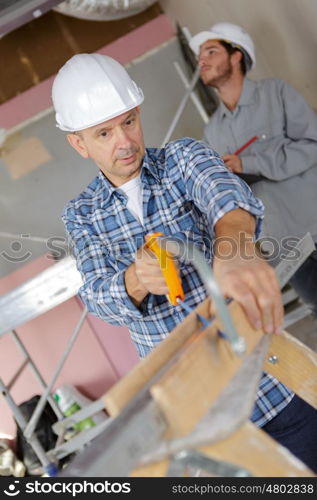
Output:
top-left (159, 0), bottom-right (317, 109)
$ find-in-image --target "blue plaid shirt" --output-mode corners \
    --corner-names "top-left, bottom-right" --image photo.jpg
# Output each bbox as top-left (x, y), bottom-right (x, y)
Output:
top-left (62, 138), bottom-right (293, 427)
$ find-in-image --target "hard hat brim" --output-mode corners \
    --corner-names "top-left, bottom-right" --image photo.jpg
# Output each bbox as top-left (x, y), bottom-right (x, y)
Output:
top-left (56, 96), bottom-right (144, 132)
top-left (189, 31), bottom-right (226, 56)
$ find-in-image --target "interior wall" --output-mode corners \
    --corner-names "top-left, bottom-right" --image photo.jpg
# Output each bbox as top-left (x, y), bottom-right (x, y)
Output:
top-left (159, 0), bottom-right (317, 110)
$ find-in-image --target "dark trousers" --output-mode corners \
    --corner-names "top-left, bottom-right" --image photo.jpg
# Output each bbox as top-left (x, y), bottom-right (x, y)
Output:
top-left (262, 394), bottom-right (317, 473)
top-left (290, 248), bottom-right (317, 317)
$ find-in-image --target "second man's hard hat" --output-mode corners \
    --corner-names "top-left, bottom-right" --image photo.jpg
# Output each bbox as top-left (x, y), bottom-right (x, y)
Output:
top-left (52, 53), bottom-right (144, 132)
top-left (189, 22), bottom-right (256, 71)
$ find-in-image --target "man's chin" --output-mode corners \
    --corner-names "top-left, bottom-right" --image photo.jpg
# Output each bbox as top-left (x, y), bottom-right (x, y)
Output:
top-left (202, 75), bottom-right (217, 87)
top-left (121, 162), bottom-right (142, 178)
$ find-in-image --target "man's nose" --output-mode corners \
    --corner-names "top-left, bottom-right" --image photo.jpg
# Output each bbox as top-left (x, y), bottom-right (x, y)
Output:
top-left (115, 127), bottom-right (133, 148)
top-left (198, 56), bottom-right (206, 68)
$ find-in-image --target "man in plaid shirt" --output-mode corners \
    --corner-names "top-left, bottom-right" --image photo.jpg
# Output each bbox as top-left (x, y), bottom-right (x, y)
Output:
top-left (52, 53), bottom-right (316, 472)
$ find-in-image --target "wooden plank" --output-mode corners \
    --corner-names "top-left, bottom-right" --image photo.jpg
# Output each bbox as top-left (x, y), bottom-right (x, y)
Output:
top-left (265, 331), bottom-right (317, 409)
top-left (149, 331), bottom-right (261, 437)
top-left (103, 299), bottom-right (317, 416)
top-left (220, 302), bottom-right (317, 409)
top-left (131, 421), bottom-right (315, 477)
top-left (102, 299), bottom-right (317, 477)
top-left (103, 298), bottom-right (265, 417)
top-left (103, 299), bottom-right (211, 415)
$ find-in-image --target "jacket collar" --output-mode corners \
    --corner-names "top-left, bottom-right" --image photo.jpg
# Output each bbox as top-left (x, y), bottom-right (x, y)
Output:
top-left (219, 78), bottom-right (257, 117)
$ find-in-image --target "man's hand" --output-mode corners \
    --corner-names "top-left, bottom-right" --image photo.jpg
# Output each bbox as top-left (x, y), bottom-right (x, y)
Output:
top-left (134, 245), bottom-right (172, 296)
top-left (222, 154), bottom-right (242, 173)
top-left (214, 209), bottom-right (284, 334)
top-left (125, 245), bottom-right (177, 306)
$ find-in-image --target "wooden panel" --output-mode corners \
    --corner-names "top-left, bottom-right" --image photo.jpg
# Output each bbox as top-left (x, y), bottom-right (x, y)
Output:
top-left (149, 332), bottom-right (260, 437)
top-left (102, 299), bottom-right (317, 477)
top-left (216, 301), bottom-right (317, 409)
top-left (103, 299), bottom-right (317, 416)
top-left (265, 331), bottom-right (317, 409)
top-left (102, 299), bottom-right (211, 415)
top-left (0, 2), bottom-right (162, 104)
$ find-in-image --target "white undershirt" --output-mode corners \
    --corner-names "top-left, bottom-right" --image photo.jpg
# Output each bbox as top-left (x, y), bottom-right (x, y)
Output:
top-left (117, 175), bottom-right (144, 225)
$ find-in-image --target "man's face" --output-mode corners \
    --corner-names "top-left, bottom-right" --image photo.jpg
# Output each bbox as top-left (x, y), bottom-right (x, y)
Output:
top-left (68, 107), bottom-right (145, 187)
top-left (198, 39), bottom-right (233, 88)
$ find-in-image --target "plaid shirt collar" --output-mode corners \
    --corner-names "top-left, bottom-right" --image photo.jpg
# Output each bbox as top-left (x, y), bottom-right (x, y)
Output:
top-left (97, 149), bottom-right (162, 208)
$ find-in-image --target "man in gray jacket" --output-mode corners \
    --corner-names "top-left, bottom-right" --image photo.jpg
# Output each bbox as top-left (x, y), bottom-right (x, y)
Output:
top-left (190, 22), bottom-right (317, 317)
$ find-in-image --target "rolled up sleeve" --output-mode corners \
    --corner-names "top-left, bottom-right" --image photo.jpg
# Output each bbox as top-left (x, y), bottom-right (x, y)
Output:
top-left (63, 209), bottom-right (145, 325)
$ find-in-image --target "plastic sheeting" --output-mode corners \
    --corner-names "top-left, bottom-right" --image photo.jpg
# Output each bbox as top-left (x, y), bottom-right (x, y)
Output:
top-left (54, 0), bottom-right (157, 21)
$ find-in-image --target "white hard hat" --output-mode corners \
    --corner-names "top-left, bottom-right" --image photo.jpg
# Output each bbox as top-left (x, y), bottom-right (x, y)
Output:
top-left (52, 53), bottom-right (144, 132)
top-left (189, 22), bottom-right (256, 71)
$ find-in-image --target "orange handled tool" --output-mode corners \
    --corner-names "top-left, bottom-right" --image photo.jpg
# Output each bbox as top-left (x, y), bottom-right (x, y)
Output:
top-left (145, 232), bottom-right (184, 306)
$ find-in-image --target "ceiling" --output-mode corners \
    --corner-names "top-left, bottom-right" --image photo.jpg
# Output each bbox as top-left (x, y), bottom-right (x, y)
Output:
top-left (0, 0), bottom-right (162, 105)
top-left (0, 0), bottom-right (158, 38)
top-left (0, 0), bottom-right (62, 37)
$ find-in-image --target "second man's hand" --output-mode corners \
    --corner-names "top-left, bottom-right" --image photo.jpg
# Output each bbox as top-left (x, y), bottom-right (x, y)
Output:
top-left (222, 154), bottom-right (242, 173)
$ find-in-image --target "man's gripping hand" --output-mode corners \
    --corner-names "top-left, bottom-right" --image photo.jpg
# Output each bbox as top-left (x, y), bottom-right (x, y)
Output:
top-left (125, 245), bottom-right (179, 306)
top-left (213, 209), bottom-right (283, 335)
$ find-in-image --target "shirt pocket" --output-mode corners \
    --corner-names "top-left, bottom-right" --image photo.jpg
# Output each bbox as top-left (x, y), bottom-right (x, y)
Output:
top-left (164, 209), bottom-right (196, 234)
top-left (248, 121), bottom-right (284, 153)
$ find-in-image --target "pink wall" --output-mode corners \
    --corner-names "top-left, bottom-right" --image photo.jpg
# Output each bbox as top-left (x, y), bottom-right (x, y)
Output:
top-left (0, 14), bottom-right (175, 130)
top-left (84, 309), bottom-right (139, 380)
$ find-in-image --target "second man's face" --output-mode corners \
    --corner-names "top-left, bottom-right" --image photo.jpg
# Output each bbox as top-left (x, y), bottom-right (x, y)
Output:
top-left (198, 39), bottom-right (233, 88)
top-left (68, 107), bottom-right (145, 187)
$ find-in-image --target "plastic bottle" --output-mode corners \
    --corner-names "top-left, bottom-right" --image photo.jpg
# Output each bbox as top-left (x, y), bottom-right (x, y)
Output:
top-left (54, 385), bottom-right (96, 432)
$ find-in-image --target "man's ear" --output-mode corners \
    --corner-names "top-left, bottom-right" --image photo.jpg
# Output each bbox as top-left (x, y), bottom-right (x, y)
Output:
top-left (231, 50), bottom-right (243, 69)
top-left (67, 133), bottom-right (89, 159)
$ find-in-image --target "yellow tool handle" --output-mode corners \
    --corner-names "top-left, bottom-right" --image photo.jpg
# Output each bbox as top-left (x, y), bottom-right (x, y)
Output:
top-left (145, 232), bottom-right (185, 306)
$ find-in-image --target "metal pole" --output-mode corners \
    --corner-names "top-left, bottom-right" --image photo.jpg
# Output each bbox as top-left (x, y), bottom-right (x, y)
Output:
top-left (173, 61), bottom-right (209, 124)
top-left (6, 359), bottom-right (28, 390)
top-left (24, 306), bottom-right (88, 440)
top-left (161, 66), bottom-right (201, 147)
top-left (158, 237), bottom-right (246, 355)
top-left (11, 329), bottom-right (63, 419)
top-left (0, 378), bottom-right (58, 476)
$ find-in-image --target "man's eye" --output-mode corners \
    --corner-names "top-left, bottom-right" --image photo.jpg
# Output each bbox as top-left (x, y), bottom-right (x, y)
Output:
top-left (126, 119), bottom-right (134, 126)
top-left (100, 131), bottom-right (108, 137)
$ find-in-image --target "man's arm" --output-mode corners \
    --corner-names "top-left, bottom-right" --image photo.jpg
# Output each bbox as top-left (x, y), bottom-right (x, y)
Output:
top-left (241, 80), bottom-right (317, 181)
top-left (222, 155), bottom-right (264, 183)
top-left (213, 208), bottom-right (283, 334)
top-left (63, 214), bottom-right (150, 325)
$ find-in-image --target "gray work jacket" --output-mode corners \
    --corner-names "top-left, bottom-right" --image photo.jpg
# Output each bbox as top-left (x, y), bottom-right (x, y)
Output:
top-left (203, 78), bottom-right (317, 244)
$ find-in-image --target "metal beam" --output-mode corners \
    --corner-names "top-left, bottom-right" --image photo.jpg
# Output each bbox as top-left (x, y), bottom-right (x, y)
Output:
top-left (0, 0), bottom-right (61, 38)
top-left (0, 256), bottom-right (82, 337)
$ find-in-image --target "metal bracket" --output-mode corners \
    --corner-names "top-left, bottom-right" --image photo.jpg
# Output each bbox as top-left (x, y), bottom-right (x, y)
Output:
top-left (167, 449), bottom-right (253, 477)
